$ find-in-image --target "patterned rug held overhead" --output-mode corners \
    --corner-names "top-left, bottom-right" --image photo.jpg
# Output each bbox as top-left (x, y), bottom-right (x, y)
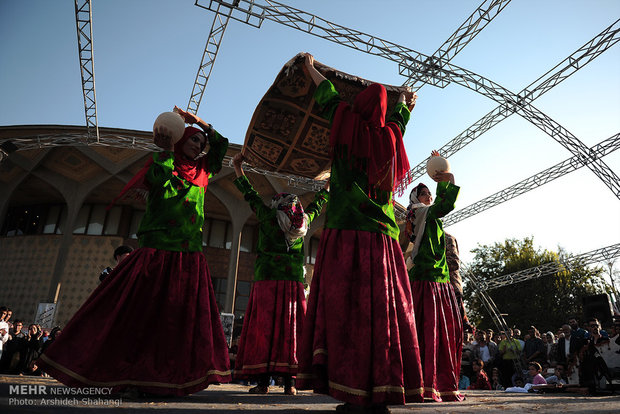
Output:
top-left (243, 53), bottom-right (410, 180)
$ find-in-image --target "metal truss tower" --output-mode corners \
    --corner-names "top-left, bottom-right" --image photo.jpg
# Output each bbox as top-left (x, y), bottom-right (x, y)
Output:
top-left (187, 1), bottom-right (237, 114)
top-left (74, 0), bottom-right (99, 143)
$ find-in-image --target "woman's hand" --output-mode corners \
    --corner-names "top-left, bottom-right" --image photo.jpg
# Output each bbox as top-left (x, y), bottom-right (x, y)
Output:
top-left (232, 152), bottom-right (245, 178)
top-left (174, 106), bottom-right (201, 125)
top-left (323, 176), bottom-right (330, 191)
top-left (153, 125), bottom-right (174, 151)
top-left (433, 171), bottom-right (455, 184)
top-left (398, 90), bottom-right (418, 111)
top-left (304, 52), bottom-right (326, 85)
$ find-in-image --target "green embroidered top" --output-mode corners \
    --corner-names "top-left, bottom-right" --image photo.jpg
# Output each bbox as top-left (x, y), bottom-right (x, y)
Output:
top-left (234, 175), bottom-right (329, 283)
top-left (314, 79), bottom-right (411, 241)
top-left (137, 130), bottom-right (229, 252)
top-left (409, 181), bottom-right (460, 283)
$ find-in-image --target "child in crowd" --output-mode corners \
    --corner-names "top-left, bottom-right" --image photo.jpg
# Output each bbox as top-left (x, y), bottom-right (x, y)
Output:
top-left (468, 359), bottom-right (491, 390)
top-left (505, 362), bottom-right (547, 393)
top-left (491, 367), bottom-right (504, 390)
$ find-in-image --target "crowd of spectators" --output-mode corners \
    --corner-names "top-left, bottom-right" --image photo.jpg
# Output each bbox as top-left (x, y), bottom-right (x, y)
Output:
top-left (460, 316), bottom-right (620, 394)
top-left (0, 305), bottom-right (60, 376)
top-left (3, 296), bottom-right (619, 396)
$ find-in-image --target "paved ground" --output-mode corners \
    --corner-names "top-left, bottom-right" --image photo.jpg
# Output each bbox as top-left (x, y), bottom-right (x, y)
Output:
top-left (1, 375), bottom-right (620, 413)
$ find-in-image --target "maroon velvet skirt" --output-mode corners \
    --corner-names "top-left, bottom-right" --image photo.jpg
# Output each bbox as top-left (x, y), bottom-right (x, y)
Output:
top-left (234, 280), bottom-right (306, 378)
top-left (411, 280), bottom-right (464, 401)
top-left (37, 247), bottom-right (231, 396)
top-left (297, 228), bottom-right (424, 406)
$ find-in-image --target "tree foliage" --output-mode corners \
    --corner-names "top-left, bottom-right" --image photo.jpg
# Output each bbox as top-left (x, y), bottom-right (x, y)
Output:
top-left (463, 237), bottom-right (609, 333)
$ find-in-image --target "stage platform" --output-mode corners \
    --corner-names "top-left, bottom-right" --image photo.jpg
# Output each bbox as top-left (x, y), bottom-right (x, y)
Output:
top-left (1, 375), bottom-right (619, 413)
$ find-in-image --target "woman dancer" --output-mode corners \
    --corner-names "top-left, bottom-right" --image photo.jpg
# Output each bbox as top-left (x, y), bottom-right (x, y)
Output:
top-left (38, 107), bottom-right (231, 396)
top-left (297, 53), bottom-right (423, 413)
top-left (231, 153), bottom-right (328, 395)
top-left (405, 151), bottom-right (463, 401)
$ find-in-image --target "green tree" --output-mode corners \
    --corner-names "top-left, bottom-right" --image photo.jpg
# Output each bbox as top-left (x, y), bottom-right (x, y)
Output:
top-left (463, 237), bottom-right (608, 333)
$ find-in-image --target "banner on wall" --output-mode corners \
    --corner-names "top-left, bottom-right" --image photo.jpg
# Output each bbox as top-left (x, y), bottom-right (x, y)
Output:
top-left (34, 303), bottom-right (57, 330)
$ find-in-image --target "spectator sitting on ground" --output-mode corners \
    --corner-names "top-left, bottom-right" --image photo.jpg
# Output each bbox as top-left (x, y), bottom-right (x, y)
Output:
top-left (468, 359), bottom-right (491, 390)
top-left (491, 367), bottom-right (504, 390)
top-left (505, 362), bottom-right (547, 393)
top-left (458, 366), bottom-right (470, 390)
top-left (545, 362), bottom-right (568, 385)
top-left (461, 332), bottom-right (475, 380)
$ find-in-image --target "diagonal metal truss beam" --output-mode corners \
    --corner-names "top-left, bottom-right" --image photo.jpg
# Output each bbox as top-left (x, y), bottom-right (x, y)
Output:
top-left (74, 0), bottom-right (99, 143)
top-left (196, 1), bottom-right (620, 198)
top-left (405, 0), bottom-right (512, 89)
top-left (444, 133), bottom-right (620, 227)
top-left (187, 1), bottom-right (235, 114)
top-left (406, 20), bottom-right (620, 183)
top-left (481, 243), bottom-right (620, 291)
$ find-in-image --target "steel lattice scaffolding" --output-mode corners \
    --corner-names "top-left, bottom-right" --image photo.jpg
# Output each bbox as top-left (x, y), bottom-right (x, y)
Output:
top-left (479, 243), bottom-right (620, 291)
top-left (403, 0), bottom-right (512, 89)
top-left (74, 0), bottom-right (99, 143)
top-left (444, 133), bottom-right (620, 227)
top-left (196, 0), bottom-right (620, 199)
top-left (405, 19), bottom-right (620, 184)
top-left (186, 2), bottom-right (236, 114)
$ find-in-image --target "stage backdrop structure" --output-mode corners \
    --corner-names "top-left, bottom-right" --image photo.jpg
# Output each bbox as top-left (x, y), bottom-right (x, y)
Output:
top-left (242, 53), bottom-right (411, 180)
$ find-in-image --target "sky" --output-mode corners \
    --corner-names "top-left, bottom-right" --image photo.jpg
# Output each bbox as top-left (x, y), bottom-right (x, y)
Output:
top-left (1, 0), bottom-right (619, 266)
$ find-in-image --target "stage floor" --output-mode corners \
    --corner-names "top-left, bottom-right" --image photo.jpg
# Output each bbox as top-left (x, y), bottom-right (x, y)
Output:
top-left (1, 375), bottom-right (619, 413)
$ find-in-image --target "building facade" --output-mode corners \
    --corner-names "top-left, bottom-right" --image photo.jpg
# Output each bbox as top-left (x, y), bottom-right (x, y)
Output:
top-left (0, 125), bottom-right (325, 329)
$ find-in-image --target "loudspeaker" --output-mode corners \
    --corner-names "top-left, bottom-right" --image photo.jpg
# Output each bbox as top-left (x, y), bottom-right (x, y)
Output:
top-left (582, 293), bottom-right (614, 326)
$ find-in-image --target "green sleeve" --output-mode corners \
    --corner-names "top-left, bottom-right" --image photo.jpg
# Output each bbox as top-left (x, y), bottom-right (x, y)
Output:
top-left (428, 181), bottom-right (460, 219)
top-left (146, 151), bottom-right (175, 186)
top-left (205, 129), bottom-right (229, 177)
top-left (388, 102), bottom-right (411, 135)
top-left (233, 175), bottom-right (271, 219)
top-left (313, 79), bottom-right (341, 123)
top-left (304, 189), bottom-right (329, 224)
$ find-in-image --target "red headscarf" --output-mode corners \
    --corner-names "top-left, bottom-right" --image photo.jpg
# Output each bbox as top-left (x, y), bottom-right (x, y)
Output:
top-left (330, 83), bottom-right (411, 197)
top-left (109, 127), bottom-right (210, 207)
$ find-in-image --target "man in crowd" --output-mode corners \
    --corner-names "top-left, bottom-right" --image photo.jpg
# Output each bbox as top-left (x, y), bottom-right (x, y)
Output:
top-left (472, 329), bottom-right (499, 376)
top-left (568, 317), bottom-right (588, 340)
